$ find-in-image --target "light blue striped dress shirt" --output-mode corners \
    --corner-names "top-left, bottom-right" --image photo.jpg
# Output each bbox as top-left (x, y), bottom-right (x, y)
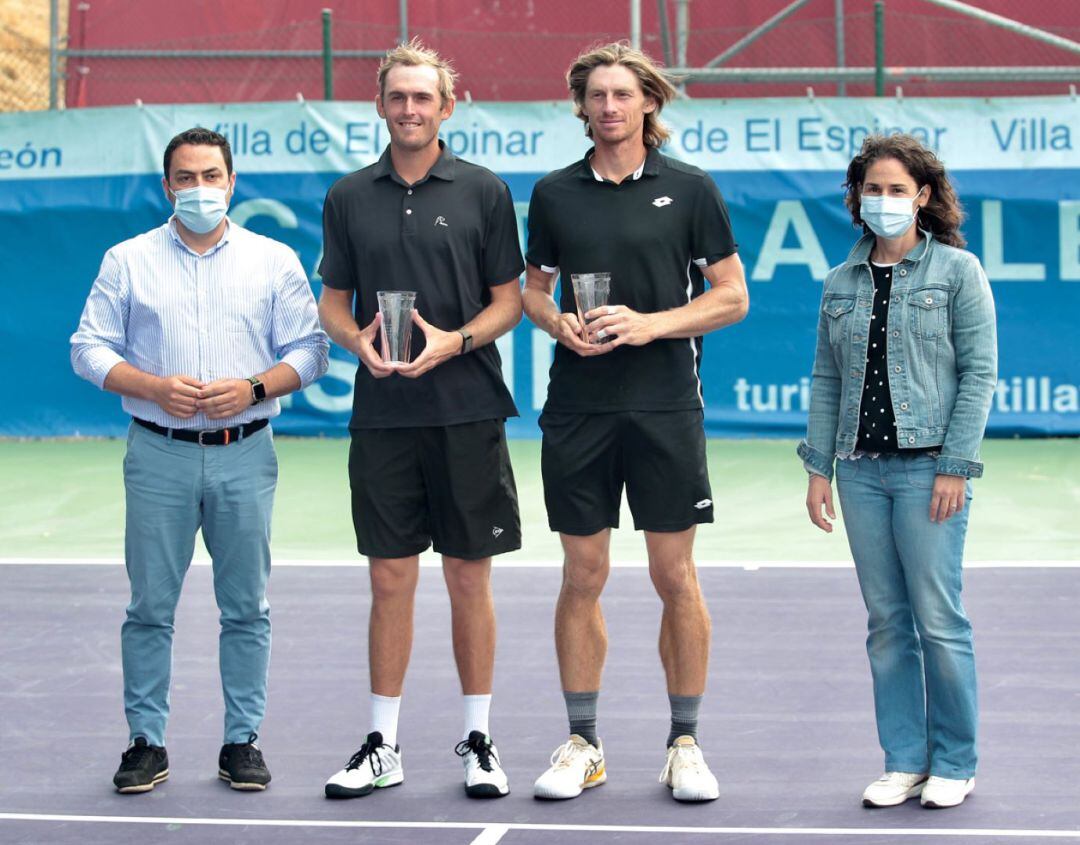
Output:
top-left (71, 218), bottom-right (329, 429)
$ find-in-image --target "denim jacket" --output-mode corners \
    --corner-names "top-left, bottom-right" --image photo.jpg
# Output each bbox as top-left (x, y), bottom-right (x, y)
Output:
top-left (798, 229), bottom-right (997, 481)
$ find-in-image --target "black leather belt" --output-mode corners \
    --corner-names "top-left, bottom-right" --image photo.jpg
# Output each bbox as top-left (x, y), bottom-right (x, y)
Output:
top-left (134, 417), bottom-right (268, 446)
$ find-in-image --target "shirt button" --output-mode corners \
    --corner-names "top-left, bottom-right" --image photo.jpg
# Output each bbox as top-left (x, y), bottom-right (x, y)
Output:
top-left (899, 269), bottom-right (907, 276)
top-left (407, 189), bottom-right (413, 195)
top-left (908, 436), bottom-right (916, 444)
top-left (925, 296), bottom-right (933, 304)
top-left (900, 402), bottom-right (909, 410)
top-left (892, 330), bottom-right (900, 337)
top-left (405, 209), bottom-right (412, 215)
top-left (894, 365), bottom-right (902, 373)
top-left (893, 296), bottom-right (901, 304)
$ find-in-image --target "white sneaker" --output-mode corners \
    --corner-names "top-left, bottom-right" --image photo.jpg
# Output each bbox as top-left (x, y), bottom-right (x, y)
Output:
top-left (533, 734), bottom-right (606, 799)
top-left (920, 775), bottom-right (975, 808)
top-left (456, 730), bottom-right (510, 798)
top-left (324, 732), bottom-right (403, 798)
top-left (659, 735), bottom-right (719, 802)
top-left (862, 771), bottom-right (929, 807)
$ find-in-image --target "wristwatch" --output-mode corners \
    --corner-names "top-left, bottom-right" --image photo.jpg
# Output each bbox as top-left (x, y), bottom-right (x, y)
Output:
top-left (247, 376), bottom-right (266, 405)
top-left (457, 328), bottom-right (474, 354)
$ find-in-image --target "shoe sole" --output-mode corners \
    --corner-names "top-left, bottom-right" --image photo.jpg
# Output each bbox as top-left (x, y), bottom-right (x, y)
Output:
top-left (116, 770), bottom-right (169, 794)
top-left (465, 783), bottom-right (510, 799)
top-left (218, 770), bottom-right (270, 791)
top-left (863, 781), bottom-right (928, 808)
top-left (672, 787), bottom-right (719, 802)
top-left (534, 769), bottom-right (606, 800)
top-left (325, 773), bottom-right (404, 799)
top-left (922, 786), bottom-right (974, 809)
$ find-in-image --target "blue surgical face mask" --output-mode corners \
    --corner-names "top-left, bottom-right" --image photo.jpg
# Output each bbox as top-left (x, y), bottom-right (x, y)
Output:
top-left (170, 185), bottom-right (229, 234)
top-left (860, 189), bottom-right (923, 240)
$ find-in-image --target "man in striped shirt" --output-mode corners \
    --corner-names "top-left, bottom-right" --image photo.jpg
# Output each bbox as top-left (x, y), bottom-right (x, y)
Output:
top-left (71, 128), bottom-right (329, 795)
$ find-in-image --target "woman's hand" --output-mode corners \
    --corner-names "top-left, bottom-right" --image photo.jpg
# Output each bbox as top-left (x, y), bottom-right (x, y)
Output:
top-left (806, 474), bottom-right (836, 533)
top-left (930, 474), bottom-right (967, 523)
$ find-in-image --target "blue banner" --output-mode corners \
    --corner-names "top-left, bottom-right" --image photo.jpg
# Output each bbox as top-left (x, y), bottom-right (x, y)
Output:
top-left (1, 99), bottom-right (1077, 437)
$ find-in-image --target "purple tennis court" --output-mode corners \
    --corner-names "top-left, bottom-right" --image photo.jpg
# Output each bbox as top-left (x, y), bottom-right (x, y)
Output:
top-left (3, 560), bottom-right (1079, 844)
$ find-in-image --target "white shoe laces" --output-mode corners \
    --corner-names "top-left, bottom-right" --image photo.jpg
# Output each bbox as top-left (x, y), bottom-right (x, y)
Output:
top-left (877, 771), bottom-right (926, 787)
top-left (549, 739), bottom-right (589, 770)
top-left (659, 743), bottom-right (706, 784)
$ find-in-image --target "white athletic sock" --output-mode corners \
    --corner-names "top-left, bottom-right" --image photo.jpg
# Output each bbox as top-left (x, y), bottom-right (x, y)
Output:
top-left (463, 693), bottom-right (492, 740)
top-left (370, 693), bottom-right (401, 748)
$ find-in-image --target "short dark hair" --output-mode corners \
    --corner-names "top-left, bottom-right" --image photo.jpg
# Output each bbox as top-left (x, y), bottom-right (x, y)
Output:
top-left (163, 128), bottom-right (233, 180)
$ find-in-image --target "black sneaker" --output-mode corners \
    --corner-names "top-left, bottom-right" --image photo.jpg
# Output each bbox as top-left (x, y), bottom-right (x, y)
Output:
top-left (218, 734), bottom-right (271, 791)
top-left (113, 737), bottom-right (169, 793)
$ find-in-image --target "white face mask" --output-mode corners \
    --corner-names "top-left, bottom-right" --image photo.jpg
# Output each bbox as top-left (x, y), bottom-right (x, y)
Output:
top-left (171, 185), bottom-right (229, 234)
top-left (860, 190), bottom-right (923, 240)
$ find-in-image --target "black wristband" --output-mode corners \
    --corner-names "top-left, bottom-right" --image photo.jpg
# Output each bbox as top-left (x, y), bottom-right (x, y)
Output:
top-left (247, 376), bottom-right (266, 405)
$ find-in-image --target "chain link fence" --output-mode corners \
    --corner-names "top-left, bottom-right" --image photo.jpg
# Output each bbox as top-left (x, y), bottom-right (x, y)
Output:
top-left (679, 3), bottom-right (1080, 98)
top-left (1, 0), bottom-right (65, 112)
top-left (0, 44), bottom-right (49, 112)
top-left (2, 0), bottom-right (1078, 112)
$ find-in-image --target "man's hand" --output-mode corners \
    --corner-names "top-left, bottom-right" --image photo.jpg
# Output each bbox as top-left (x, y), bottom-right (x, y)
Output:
top-left (151, 375), bottom-right (204, 418)
top-left (197, 379), bottom-right (255, 420)
top-left (553, 312), bottom-right (604, 357)
top-left (397, 311), bottom-right (463, 378)
top-left (583, 304), bottom-right (658, 349)
top-left (354, 312), bottom-right (397, 379)
top-left (806, 473), bottom-right (836, 533)
top-left (930, 474), bottom-right (967, 523)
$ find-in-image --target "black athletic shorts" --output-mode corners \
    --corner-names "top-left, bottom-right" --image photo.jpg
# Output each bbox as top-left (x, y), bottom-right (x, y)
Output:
top-left (348, 419), bottom-right (521, 560)
top-left (539, 409), bottom-right (714, 535)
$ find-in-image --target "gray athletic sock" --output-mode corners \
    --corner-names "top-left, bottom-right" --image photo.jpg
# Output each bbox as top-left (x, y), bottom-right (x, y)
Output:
top-left (564, 691), bottom-right (599, 747)
top-left (667, 693), bottom-right (703, 747)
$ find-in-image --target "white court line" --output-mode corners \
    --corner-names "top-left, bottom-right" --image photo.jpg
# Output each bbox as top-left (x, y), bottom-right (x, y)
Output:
top-left (470, 824), bottom-right (510, 845)
top-left (2, 812), bottom-right (1080, 839)
top-left (1, 557), bottom-right (1079, 569)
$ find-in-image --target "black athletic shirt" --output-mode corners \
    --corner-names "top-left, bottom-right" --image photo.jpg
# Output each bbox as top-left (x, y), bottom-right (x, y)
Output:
top-left (526, 147), bottom-right (737, 413)
top-left (320, 142), bottom-right (524, 429)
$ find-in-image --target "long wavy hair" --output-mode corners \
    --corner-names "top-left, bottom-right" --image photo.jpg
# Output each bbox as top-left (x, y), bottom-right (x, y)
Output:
top-left (566, 42), bottom-right (678, 149)
top-left (844, 134), bottom-right (966, 248)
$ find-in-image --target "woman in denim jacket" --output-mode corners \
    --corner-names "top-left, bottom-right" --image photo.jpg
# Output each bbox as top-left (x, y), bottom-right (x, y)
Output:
top-left (798, 134), bottom-right (996, 810)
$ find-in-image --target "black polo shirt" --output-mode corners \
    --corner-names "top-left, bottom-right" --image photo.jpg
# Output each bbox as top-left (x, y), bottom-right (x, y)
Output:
top-left (320, 142), bottom-right (524, 429)
top-left (526, 147), bottom-right (737, 414)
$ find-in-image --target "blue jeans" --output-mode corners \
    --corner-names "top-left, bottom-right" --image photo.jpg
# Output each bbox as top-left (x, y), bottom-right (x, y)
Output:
top-left (835, 452), bottom-right (977, 779)
top-left (121, 422), bottom-right (277, 747)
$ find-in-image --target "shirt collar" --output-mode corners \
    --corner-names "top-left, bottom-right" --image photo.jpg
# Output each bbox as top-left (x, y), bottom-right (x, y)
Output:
top-left (372, 140), bottom-right (457, 186)
top-left (845, 226), bottom-right (933, 267)
top-left (166, 216), bottom-right (233, 256)
top-left (579, 145), bottom-right (661, 183)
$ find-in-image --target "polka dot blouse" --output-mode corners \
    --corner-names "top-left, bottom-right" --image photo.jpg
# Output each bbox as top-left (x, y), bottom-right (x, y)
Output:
top-left (857, 262), bottom-right (902, 453)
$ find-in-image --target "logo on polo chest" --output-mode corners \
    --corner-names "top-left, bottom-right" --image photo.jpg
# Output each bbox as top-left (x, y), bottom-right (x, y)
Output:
top-left (434, 216), bottom-right (448, 227)
top-left (652, 196), bottom-right (674, 208)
